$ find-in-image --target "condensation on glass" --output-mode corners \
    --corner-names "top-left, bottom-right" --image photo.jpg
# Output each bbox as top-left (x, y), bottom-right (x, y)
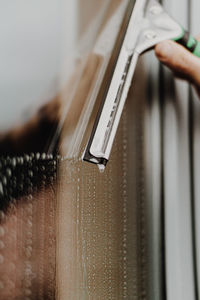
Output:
top-left (0, 0), bottom-right (149, 299)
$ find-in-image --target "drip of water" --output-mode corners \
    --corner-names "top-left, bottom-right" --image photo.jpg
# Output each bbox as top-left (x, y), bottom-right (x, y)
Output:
top-left (98, 164), bottom-right (105, 173)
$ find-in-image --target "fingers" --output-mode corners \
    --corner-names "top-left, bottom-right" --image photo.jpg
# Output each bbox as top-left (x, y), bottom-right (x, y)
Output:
top-left (196, 35), bottom-right (200, 42)
top-left (155, 40), bottom-right (200, 87)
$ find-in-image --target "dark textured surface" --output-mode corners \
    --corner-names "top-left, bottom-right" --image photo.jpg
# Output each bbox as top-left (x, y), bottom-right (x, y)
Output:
top-left (0, 154), bottom-right (57, 300)
top-left (0, 154), bottom-right (58, 212)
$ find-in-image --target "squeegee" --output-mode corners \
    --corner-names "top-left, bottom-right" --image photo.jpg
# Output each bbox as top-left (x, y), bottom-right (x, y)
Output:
top-left (83, 0), bottom-right (200, 171)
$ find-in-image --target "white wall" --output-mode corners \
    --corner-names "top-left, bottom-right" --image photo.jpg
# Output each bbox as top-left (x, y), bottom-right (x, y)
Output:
top-left (0, 0), bottom-right (77, 130)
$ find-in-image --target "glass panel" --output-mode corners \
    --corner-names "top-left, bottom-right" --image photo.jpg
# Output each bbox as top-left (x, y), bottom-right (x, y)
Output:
top-left (0, 1), bottom-right (150, 299)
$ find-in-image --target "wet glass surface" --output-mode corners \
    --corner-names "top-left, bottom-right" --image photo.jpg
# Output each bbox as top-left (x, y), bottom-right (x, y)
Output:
top-left (0, 155), bottom-right (57, 300)
top-left (0, 0), bottom-right (150, 299)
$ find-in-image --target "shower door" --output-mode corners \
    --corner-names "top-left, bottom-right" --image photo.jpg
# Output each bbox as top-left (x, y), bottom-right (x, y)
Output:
top-left (0, 0), bottom-right (199, 299)
top-left (0, 1), bottom-right (152, 299)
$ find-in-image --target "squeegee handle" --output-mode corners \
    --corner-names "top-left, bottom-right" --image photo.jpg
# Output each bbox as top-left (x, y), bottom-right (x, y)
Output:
top-left (174, 28), bottom-right (200, 58)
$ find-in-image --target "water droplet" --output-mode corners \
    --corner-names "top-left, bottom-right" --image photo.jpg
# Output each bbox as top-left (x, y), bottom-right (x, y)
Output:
top-left (28, 195), bottom-right (33, 200)
top-left (0, 182), bottom-right (3, 195)
top-left (2, 177), bottom-right (7, 186)
top-left (18, 157), bottom-right (24, 164)
top-left (48, 154), bottom-right (53, 159)
top-left (28, 171), bottom-right (33, 178)
top-left (6, 168), bottom-right (12, 177)
top-left (24, 155), bottom-right (30, 162)
top-left (98, 164), bottom-right (105, 173)
top-left (41, 153), bottom-right (46, 160)
top-left (12, 158), bottom-right (16, 167)
top-left (27, 220), bottom-right (33, 228)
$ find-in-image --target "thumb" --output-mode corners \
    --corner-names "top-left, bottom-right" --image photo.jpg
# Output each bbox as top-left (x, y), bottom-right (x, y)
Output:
top-left (155, 40), bottom-right (200, 87)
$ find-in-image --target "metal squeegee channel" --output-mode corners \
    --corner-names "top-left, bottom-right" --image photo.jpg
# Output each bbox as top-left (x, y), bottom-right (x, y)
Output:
top-left (83, 0), bottom-right (148, 166)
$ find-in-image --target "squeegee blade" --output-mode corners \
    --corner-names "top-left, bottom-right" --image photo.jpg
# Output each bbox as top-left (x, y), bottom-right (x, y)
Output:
top-left (83, 0), bottom-right (145, 167)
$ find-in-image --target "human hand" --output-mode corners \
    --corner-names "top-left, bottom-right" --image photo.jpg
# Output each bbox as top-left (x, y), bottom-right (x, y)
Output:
top-left (155, 37), bottom-right (200, 97)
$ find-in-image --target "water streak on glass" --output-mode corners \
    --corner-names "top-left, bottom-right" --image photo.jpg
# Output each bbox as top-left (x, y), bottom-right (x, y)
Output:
top-left (0, 0), bottom-right (149, 299)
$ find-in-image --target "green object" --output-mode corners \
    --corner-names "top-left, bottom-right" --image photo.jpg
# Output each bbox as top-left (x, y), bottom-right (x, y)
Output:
top-left (193, 42), bottom-right (200, 57)
top-left (174, 27), bottom-right (200, 58)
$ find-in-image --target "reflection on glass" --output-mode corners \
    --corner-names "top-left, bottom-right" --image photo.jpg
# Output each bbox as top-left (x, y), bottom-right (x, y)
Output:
top-left (0, 0), bottom-right (148, 299)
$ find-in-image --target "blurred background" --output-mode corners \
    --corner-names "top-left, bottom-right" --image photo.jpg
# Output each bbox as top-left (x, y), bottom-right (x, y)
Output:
top-left (0, 0), bottom-right (200, 299)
